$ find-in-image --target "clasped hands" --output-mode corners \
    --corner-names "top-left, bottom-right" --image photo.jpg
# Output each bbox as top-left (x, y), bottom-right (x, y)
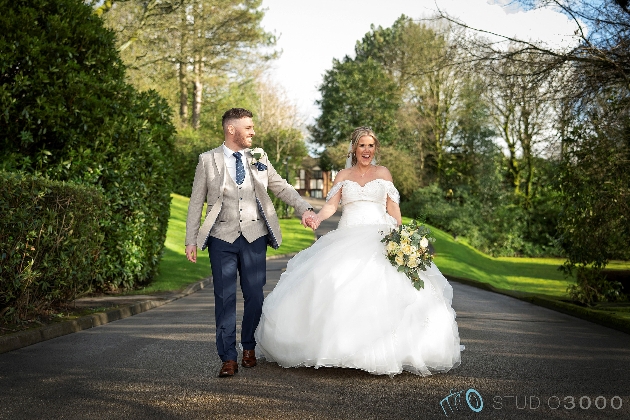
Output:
top-left (301, 210), bottom-right (321, 230)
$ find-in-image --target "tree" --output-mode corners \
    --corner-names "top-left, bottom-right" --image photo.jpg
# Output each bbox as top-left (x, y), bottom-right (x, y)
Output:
top-left (558, 92), bottom-right (630, 303)
top-left (253, 79), bottom-right (308, 165)
top-left (309, 57), bottom-right (400, 146)
top-left (0, 0), bottom-right (176, 290)
top-left (101, 0), bottom-right (275, 130)
top-left (438, 0), bottom-right (630, 300)
top-left (355, 16), bottom-right (463, 184)
top-left (445, 77), bottom-right (497, 194)
top-left (483, 51), bottom-right (555, 204)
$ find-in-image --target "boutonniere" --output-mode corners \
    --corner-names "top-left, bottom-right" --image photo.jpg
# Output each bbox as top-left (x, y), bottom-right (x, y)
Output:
top-left (251, 147), bottom-right (267, 171)
top-left (250, 147), bottom-right (265, 164)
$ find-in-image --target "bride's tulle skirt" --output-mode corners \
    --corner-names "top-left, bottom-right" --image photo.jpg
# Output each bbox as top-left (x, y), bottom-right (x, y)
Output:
top-left (255, 224), bottom-right (463, 376)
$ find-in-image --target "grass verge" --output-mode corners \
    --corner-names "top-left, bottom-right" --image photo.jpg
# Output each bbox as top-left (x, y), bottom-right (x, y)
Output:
top-left (407, 217), bottom-right (630, 334)
top-left (131, 193), bottom-right (316, 294)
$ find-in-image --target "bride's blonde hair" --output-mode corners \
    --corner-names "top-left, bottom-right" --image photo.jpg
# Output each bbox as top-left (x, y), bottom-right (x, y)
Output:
top-left (348, 126), bottom-right (380, 167)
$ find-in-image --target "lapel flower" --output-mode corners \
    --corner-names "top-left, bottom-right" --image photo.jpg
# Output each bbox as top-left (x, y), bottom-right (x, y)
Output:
top-left (250, 147), bottom-right (266, 165)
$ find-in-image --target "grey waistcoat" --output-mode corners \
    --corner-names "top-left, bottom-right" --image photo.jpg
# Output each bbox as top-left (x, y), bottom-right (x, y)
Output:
top-left (209, 167), bottom-right (268, 244)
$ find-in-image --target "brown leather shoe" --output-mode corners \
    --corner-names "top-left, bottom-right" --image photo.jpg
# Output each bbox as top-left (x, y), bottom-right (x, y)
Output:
top-left (241, 349), bottom-right (257, 368)
top-left (218, 360), bottom-right (238, 377)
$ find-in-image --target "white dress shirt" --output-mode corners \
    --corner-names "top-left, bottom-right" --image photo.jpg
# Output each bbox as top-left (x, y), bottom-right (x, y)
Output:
top-left (222, 143), bottom-right (250, 185)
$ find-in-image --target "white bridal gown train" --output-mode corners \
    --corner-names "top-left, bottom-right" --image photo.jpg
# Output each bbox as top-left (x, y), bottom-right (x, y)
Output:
top-left (254, 179), bottom-right (463, 376)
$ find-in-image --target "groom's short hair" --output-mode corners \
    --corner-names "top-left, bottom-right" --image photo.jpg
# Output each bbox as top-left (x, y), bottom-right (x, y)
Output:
top-left (222, 108), bottom-right (253, 129)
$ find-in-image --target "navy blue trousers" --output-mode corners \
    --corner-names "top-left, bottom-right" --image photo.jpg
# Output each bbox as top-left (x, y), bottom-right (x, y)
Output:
top-left (207, 235), bottom-right (267, 362)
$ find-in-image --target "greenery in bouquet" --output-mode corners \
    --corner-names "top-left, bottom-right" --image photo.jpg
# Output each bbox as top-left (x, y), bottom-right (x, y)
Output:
top-left (381, 220), bottom-right (435, 290)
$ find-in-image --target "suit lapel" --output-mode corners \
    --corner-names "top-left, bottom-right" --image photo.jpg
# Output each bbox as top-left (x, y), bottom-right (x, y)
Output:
top-left (243, 148), bottom-right (260, 185)
top-left (213, 146), bottom-right (227, 191)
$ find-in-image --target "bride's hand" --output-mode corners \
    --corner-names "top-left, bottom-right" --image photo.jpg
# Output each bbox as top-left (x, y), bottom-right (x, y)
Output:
top-left (305, 213), bottom-right (320, 230)
top-left (301, 210), bottom-right (318, 230)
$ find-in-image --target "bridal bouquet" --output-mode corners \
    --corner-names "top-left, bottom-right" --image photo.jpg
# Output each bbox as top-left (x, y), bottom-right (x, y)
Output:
top-left (381, 220), bottom-right (435, 290)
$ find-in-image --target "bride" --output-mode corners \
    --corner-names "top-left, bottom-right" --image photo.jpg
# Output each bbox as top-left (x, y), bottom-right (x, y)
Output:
top-left (254, 127), bottom-right (463, 376)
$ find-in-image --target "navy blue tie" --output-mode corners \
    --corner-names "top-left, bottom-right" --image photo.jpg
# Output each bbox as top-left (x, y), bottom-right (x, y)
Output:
top-left (233, 152), bottom-right (245, 185)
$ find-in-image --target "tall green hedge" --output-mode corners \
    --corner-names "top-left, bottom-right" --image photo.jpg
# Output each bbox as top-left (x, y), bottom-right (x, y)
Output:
top-left (0, 172), bottom-right (103, 319)
top-left (0, 0), bottom-right (175, 289)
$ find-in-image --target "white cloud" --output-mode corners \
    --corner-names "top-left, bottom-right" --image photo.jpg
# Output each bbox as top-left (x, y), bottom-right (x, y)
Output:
top-left (438, 0), bottom-right (579, 49)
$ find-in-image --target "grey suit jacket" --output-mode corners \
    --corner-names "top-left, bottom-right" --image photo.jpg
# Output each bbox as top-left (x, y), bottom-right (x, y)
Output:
top-left (185, 145), bottom-right (312, 250)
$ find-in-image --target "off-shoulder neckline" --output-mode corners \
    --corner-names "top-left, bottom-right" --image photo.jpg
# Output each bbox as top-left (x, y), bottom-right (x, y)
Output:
top-left (338, 178), bottom-right (394, 188)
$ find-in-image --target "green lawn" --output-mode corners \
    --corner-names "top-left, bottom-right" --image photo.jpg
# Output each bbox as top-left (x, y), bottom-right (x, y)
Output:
top-left (404, 216), bottom-right (630, 299)
top-left (425, 221), bottom-right (571, 298)
top-left (405, 217), bottom-right (630, 331)
top-left (132, 194), bottom-right (315, 294)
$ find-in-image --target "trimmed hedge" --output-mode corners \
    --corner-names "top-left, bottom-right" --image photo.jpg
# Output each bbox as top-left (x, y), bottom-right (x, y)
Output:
top-left (0, 171), bottom-right (103, 320)
top-left (0, 0), bottom-right (175, 289)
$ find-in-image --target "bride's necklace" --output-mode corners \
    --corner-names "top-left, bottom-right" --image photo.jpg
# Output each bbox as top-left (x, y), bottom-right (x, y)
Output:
top-left (357, 164), bottom-right (372, 178)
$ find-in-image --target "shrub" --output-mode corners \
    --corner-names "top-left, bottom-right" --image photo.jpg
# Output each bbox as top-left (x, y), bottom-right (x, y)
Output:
top-left (0, 171), bottom-right (103, 320)
top-left (567, 266), bottom-right (623, 306)
top-left (171, 127), bottom-right (223, 197)
top-left (401, 183), bottom-right (562, 257)
top-left (0, 0), bottom-right (175, 289)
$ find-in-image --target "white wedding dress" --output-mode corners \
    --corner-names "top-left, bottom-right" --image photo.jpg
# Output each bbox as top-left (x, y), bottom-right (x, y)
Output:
top-left (254, 179), bottom-right (463, 376)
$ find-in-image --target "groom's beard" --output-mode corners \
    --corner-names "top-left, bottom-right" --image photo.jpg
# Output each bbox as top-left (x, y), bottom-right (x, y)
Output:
top-left (234, 132), bottom-right (253, 149)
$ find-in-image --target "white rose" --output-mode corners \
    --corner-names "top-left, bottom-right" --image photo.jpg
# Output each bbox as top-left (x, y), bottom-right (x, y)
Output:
top-left (419, 237), bottom-right (429, 249)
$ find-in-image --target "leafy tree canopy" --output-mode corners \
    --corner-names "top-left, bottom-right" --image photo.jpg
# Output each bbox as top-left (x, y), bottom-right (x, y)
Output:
top-left (309, 57), bottom-right (400, 147)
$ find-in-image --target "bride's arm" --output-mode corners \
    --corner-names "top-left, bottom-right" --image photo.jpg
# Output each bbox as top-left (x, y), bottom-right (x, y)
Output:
top-left (378, 166), bottom-right (402, 226)
top-left (387, 198), bottom-right (402, 226)
top-left (309, 171), bottom-right (348, 229)
top-left (316, 189), bottom-right (341, 223)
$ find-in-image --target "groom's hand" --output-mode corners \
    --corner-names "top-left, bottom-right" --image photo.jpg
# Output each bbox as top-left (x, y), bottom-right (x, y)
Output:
top-left (185, 245), bottom-right (197, 263)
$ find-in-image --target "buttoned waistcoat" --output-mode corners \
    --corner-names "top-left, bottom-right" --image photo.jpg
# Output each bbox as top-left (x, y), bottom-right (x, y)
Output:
top-left (185, 146), bottom-right (312, 250)
top-left (209, 161), bottom-right (267, 244)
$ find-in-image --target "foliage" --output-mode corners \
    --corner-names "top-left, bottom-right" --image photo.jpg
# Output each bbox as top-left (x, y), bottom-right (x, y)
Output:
top-left (101, 0), bottom-right (276, 130)
top-left (377, 145), bottom-right (419, 200)
top-left (171, 78), bottom-right (308, 213)
top-left (310, 57), bottom-right (400, 147)
top-left (354, 16), bottom-right (462, 184)
top-left (557, 96), bottom-right (630, 303)
top-left (567, 266), bottom-right (623, 306)
top-left (446, 0), bottom-right (630, 272)
top-left (0, 0), bottom-right (176, 290)
top-left (402, 181), bottom-right (563, 258)
top-left (0, 172), bottom-right (103, 320)
top-left (171, 127), bottom-right (223, 196)
top-left (557, 105), bottom-right (630, 270)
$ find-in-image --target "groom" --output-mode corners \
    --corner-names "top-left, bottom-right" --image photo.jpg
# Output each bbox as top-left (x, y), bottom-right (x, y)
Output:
top-left (185, 108), bottom-right (316, 377)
